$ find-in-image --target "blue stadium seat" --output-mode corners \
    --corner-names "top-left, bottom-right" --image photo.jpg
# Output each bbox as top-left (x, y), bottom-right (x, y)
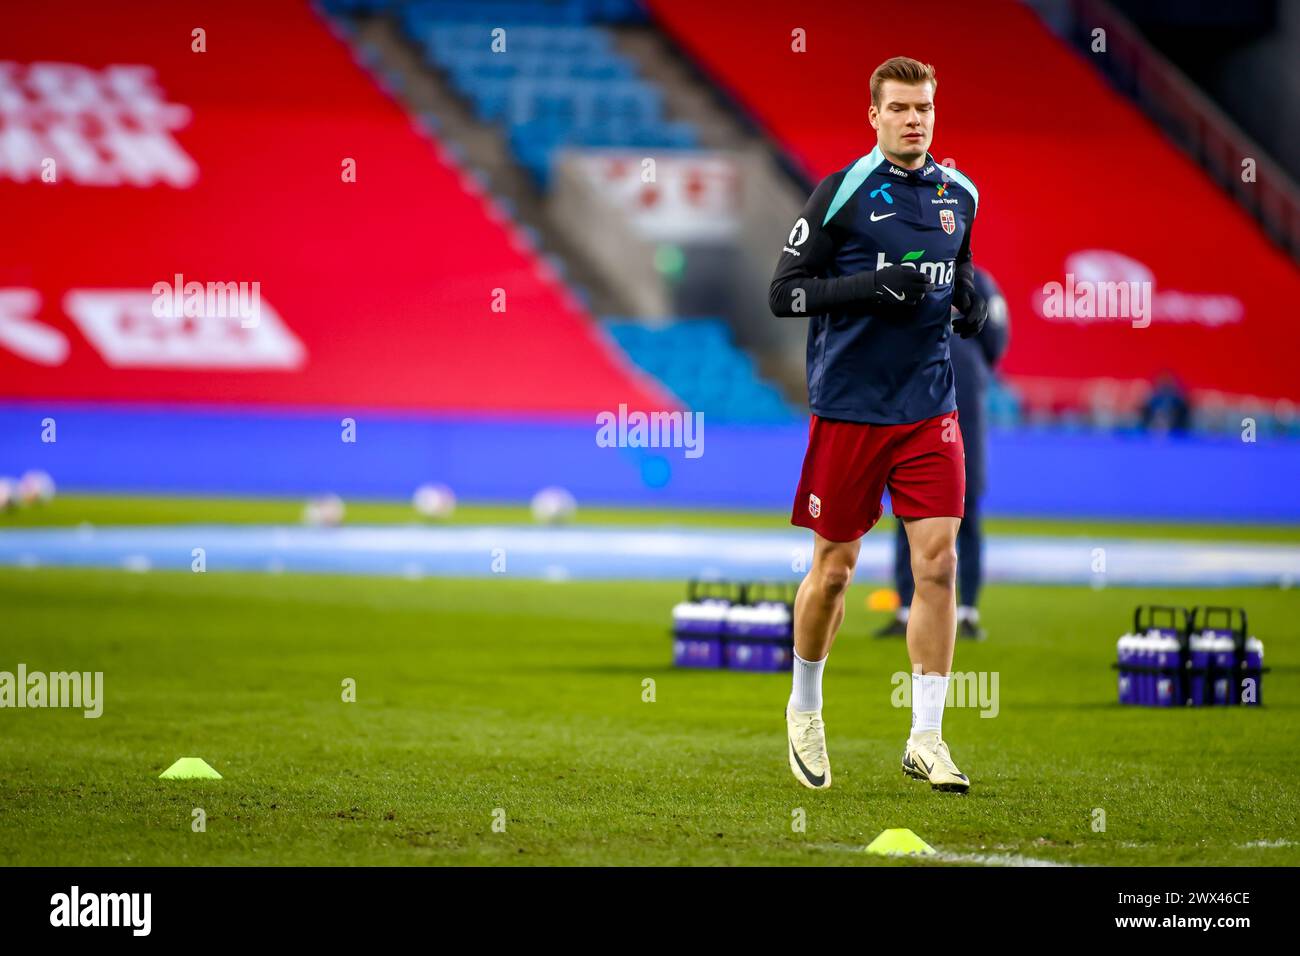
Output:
top-left (360, 1), bottom-right (696, 189)
top-left (604, 319), bottom-right (802, 424)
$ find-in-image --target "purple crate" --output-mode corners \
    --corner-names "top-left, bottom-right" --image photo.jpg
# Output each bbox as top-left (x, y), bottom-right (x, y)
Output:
top-left (674, 636), bottom-right (723, 668)
top-left (1128, 607), bottom-right (1192, 707)
top-left (1188, 633), bottom-right (1212, 706)
top-left (1147, 627), bottom-right (1180, 706)
top-left (1208, 631), bottom-right (1236, 706)
top-left (672, 598), bottom-right (729, 669)
top-left (1154, 636), bottom-right (1180, 707)
top-left (1117, 635), bottom-right (1135, 705)
top-left (724, 638), bottom-right (790, 672)
top-left (722, 602), bottom-right (793, 672)
top-left (1244, 637), bottom-right (1263, 706)
top-left (1136, 632), bottom-right (1154, 706)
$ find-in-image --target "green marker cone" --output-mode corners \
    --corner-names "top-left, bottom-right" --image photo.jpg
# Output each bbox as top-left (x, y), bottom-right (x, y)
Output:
top-left (864, 828), bottom-right (935, 856)
top-left (159, 757), bottom-right (222, 780)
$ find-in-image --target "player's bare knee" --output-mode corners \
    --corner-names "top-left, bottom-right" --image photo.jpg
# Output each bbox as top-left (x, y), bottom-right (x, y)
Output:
top-left (815, 560), bottom-right (854, 599)
top-left (913, 548), bottom-right (956, 591)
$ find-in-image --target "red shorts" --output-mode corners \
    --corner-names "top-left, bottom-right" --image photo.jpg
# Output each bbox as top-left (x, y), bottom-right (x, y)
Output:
top-left (791, 410), bottom-right (965, 542)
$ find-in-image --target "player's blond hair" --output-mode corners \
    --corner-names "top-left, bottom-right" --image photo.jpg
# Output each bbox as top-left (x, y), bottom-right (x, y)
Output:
top-left (870, 57), bottom-right (937, 106)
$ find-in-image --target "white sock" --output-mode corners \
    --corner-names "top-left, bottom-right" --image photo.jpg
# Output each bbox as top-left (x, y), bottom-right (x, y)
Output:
top-left (897, 605), bottom-right (910, 623)
top-left (790, 651), bottom-right (826, 712)
top-left (959, 605), bottom-right (979, 624)
top-left (910, 672), bottom-right (949, 738)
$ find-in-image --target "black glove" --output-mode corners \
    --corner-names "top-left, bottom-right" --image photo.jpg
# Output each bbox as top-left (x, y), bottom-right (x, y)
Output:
top-left (865, 264), bottom-right (933, 306)
top-left (951, 287), bottom-right (988, 339)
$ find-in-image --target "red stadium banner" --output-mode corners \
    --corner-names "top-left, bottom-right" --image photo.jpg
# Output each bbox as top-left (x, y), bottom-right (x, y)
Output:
top-left (648, 0), bottom-right (1300, 405)
top-left (0, 0), bottom-right (674, 415)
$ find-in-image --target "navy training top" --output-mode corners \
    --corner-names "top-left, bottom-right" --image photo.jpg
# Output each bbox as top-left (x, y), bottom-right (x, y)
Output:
top-left (770, 147), bottom-right (980, 424)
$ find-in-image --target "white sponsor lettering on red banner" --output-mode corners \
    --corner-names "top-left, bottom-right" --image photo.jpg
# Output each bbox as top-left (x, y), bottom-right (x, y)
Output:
top-left (0, 289), bottom-right (69, 366)
top-left (1034, 250), bottom-right (1243, 328)
top-left (65, 289), bottom-right (304, 368)
top-left (0, 288), bottom-right (305, 369)
top-left (0, 61), bottom-right (196, 187)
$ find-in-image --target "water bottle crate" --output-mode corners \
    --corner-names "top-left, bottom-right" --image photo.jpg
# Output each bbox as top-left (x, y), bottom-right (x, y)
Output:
top-left (1114, 605), bottom-right (1268, 707)
top-left (672, 579), bottom-right (796, 672)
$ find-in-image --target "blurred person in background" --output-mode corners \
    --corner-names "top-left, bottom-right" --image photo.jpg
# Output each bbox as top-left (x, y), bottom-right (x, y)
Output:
top-left (1141, 371), bottom-right (1192, 434)
top-left (877, 266), bottom-right (1009, 641)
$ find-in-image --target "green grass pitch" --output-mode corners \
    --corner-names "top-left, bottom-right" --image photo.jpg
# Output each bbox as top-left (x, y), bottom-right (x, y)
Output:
top-left (1, 557), bottom-right (1296, 865)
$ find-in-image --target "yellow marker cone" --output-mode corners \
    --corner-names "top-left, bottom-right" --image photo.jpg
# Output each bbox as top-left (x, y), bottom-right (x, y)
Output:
top-left (867, 588), bottom-right (900, 612)
top-left (864, 828), bottom-right (935, 856)
top-left (159, 757), bottom-right (222, 780)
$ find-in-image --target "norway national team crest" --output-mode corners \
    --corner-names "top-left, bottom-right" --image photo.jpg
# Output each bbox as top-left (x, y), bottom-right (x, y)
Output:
top-left (808, 493), bottom-right (821, 518)
top-left (939, 209), bottom-right (956, 235)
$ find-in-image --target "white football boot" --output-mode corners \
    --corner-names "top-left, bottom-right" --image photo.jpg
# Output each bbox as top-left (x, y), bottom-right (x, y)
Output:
top-left (902, 730), bottom-right (970, 793)
top-left (786, 706), bottom-right (831, 789)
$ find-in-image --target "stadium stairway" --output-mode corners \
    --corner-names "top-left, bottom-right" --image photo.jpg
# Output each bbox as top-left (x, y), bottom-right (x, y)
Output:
top-left (333, 9), bottom-right (628, 316)
top-left (323, 2), bottom-right (721, 317)
top-left (601, 20), bottom-right (812, 403)
top-left (323, 0), bottom-right (814, 410)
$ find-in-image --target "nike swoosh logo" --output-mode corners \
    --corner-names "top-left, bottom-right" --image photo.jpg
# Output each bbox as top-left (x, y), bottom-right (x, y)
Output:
top-left (914, 753), bottom-right (933, 775)
top-left (790, 738), bottom-right (826, 787)
top-left (880, 284), bottom-right (906, 301)
top-left (869, 212), bottom-right (896, 221)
